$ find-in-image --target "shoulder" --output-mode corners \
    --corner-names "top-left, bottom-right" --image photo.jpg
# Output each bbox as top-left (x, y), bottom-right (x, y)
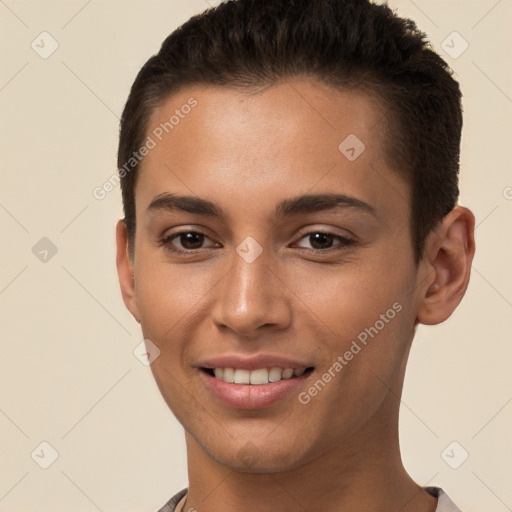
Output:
top-left (155, 488), bottom-right (188, 512)
top-left (157, 486), bottom-right (462, 511)
top-left (425, 486), bottom-right (463, 512)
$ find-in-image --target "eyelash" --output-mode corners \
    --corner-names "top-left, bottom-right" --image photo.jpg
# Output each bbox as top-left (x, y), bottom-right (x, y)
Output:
top-left (160, 230), bottom-right (355, 255)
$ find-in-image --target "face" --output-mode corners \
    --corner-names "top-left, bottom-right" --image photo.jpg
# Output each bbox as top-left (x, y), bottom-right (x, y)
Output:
top-left (118, 79), bottom-right (427, 472)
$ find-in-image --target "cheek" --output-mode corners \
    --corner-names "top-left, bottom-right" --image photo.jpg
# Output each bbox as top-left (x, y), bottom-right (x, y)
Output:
top-left (289, 261), bottom-right (414, 401)
top-left (288, 259), bottom-right (407, 335)
top-left (135, 250), bottom-right (216, 336)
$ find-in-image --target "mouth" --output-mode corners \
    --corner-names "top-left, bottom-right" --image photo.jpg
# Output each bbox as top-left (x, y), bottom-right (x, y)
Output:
top-left (201, 366), bottom-right (315, 385)
top-left (199, 365), bottom-right (315, 409)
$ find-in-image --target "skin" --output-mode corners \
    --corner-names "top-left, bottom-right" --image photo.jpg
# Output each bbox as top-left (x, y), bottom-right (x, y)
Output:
top-left (116, 79), bottom-right (475, 512)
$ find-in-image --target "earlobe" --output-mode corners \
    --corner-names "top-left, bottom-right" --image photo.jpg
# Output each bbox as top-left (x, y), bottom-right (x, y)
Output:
top-left (115, 219), bottom-right (141, 322)
top-left (416, 206), bottom-right (475, 325)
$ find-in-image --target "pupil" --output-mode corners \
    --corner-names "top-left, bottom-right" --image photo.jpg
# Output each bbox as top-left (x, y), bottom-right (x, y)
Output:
top-left (310, 233), bottom-right (333, 250)
top-left (181, 232), bottom-right (204, 249)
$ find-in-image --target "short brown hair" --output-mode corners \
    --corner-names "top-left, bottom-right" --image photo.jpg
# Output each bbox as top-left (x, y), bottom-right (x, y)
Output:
top-left (118, 0), bottom-right (462, 262)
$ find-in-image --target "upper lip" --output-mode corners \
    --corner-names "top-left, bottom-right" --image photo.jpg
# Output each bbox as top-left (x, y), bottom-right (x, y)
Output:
top-left (198, 354), bottom-right (314, 371)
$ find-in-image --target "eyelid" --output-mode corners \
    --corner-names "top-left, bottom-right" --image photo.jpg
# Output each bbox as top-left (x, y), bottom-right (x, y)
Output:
top-left (292, 230), bottom-right (355, 251)
top-left (161, 229), bottom-right (218, 253)
top-left (161, 227), bottom-right (356, 257)
top-left (295, 224), bottom-right (357, 240)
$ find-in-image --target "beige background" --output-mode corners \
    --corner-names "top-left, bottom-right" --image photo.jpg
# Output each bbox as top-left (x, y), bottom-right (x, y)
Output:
top-left (1, 0), bottom-right (511, 510)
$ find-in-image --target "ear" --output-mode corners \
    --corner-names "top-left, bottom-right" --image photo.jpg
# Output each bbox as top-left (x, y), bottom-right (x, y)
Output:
top-left (416, 206), bottom-right (476, 325)
top-left (115, 219), bottom-right (141, 322)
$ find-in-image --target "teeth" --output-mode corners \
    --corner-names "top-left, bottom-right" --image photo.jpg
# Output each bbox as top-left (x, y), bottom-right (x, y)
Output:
top-left (222, 367), bottom-right (234, 383)
top-left (268, 367), bottom-right (282, 382)
top-left (212, 367), bottom-right (307, 385)
top-left (250, 368), bottom-right (269, 385)
top-left (282, 368), bottom-right (294, 379)
top-left (233, 369), bottom-right (250, 384)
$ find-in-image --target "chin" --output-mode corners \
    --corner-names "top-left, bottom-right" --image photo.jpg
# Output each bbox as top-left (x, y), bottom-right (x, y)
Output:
top-left (200, 432), bottom-right (315, 474)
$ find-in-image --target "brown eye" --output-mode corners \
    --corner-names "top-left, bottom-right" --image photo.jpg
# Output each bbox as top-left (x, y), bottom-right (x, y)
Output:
top-left (307, 232), bottom-right (335, 250)
top-left (295, 232), bottom-right (354, 252)
top-left (176, 232), bottom-right (206, 250)
top-left (162, 231), bottom-right (215, 254)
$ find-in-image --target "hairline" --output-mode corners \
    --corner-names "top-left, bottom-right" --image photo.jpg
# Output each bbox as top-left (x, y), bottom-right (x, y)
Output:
top-left (126, 75), bottom-right (420, 264)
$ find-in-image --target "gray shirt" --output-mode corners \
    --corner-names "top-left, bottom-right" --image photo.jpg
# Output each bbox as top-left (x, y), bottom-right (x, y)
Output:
top-left (156, 485), bottom-right (462, 512)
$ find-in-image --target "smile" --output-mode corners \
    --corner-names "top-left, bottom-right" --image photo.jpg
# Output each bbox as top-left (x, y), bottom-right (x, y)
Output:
top-left (202, 367), bottom-right (314, 385)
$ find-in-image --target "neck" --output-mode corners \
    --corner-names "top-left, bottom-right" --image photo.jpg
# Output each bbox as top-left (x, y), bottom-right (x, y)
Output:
top-left (181, 339), bottom-right (437, 512)
top-left (183, 418), bottom-right (436, 512)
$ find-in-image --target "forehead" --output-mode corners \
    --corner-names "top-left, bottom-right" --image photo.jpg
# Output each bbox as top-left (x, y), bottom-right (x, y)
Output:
top-left (136, 79), bottom-right (408, 222)
top-left (146, 79), bottom-right (384, 157)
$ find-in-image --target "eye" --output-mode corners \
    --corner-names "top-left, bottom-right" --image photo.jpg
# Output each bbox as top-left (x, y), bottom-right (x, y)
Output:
top-left (160, 229), bottom-right (355, 256)
top-left (161, 230), bottom-right (218, 254)
top-left (294, 231), bottom-right (355, 252)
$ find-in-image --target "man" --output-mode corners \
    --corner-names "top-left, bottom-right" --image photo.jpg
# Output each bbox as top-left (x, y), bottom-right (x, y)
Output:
top-left (115, 1), bottom-right (475, 510)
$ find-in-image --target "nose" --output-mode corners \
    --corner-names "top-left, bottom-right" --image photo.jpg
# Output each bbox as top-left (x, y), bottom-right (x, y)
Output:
top-left (211, 243), bottom-right (292, 339)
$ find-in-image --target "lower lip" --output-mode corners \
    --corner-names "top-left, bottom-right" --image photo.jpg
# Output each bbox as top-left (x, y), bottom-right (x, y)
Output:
top-left (200, 370), bottom-right (312, 410)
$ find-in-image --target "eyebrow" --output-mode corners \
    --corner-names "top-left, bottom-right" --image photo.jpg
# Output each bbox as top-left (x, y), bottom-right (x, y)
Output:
top-left (146, 192), bottom-right (377, 220)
